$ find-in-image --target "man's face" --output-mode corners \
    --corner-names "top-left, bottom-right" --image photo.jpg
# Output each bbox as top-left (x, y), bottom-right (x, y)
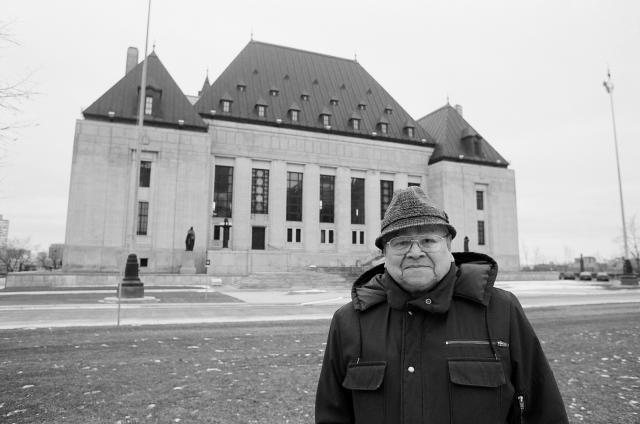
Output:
top-left (383, 225), bottom-right (454, 294)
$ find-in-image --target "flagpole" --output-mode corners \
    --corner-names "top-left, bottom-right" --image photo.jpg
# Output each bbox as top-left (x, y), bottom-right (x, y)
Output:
top-left (129, 0), bottom-right (152, 252)
top-left (603, 69), bottom-right (629, 260)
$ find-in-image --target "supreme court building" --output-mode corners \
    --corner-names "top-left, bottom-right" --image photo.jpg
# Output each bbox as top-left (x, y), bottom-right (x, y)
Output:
top-left (63, 41), bottom-right (519, 275)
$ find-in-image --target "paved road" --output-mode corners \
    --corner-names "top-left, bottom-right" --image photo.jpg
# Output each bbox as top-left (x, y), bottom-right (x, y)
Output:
top-left (0, 280), bottom-right (638, 329)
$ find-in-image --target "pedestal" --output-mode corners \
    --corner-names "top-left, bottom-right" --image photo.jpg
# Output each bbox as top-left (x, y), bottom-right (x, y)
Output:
top-left (180, 251), bottom-right (197, 274)
top-left (120, 281), bottom-right (144, 298)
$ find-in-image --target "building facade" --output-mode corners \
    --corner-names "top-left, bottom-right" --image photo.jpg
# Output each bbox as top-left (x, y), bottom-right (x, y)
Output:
top-left (63, 41), bottom-right (520, 275)
top-left (0, 215), bottom-right (8, 249)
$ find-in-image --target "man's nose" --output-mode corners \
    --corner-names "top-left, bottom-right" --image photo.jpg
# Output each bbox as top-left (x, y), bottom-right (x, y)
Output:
top-left (406, 240), bottom-right (426, 257)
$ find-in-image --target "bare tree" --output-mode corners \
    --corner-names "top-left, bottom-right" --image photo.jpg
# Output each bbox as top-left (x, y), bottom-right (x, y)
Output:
top-left (0, 238), bottom-right (32, 273)
top-left (0, 21), bottom-right (36, 147)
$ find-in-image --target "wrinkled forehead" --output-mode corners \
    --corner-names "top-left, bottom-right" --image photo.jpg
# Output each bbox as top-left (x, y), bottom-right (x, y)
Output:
top-left (387, 224), bottom-right (450, 239)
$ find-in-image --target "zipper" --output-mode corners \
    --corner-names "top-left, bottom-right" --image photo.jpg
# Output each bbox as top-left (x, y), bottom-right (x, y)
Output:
top-left (518, 394), bottom-right (525, 422)
top-left (445, 339), bottom-right (509, 347)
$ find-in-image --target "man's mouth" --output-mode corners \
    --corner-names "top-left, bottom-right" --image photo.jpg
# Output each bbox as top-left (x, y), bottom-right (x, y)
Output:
top-left (404, 264), bottom-right (430, 269)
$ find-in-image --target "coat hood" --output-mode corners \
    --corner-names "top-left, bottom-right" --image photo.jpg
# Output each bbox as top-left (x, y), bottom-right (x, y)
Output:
top-left (351, 251), bottom-right (498, 312)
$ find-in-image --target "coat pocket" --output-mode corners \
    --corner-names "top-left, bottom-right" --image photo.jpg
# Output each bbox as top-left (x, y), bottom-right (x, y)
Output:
top-left (448, 360), bottom-right (507, 424)
top-left (342, 361), bottom-right (386, 423)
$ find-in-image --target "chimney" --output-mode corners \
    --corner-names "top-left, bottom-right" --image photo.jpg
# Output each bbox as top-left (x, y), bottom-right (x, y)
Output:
top-left (454, 104), bottom-right (463, 116)
top-left (125, 47), bottom-right (139, 75)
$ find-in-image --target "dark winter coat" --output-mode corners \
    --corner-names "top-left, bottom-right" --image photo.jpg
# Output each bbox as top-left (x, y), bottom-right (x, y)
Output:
top-left (315, 252), bottom-right (568, 424)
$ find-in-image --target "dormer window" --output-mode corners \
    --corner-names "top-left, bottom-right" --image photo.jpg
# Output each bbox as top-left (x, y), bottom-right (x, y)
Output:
top-left (330, 98), bottom-right (339, 106)
top-left (269, 87), bottom-right (279, 97)
top-left (384, 106), bottom-right (393, 115)
top-left (358, 102), bottom-right (367, 111)
top-left (255, 97), bottom-right (268, 118)
top-left (220, 93), bottom-right (234, 113)
top-left (377, 117), bottom-right (389, 135)
top-left (403, 121), bottom-right (415, 138)
top-left (349, 112), bottom-right (362, 131)
top-left (145, 96), bottom-right (153, 115)
top-left (236, 80), bottom-right (247, 92)
top-left (291, 110), bottom-right (299, 122)
top-left (301, 92), bottom-right (310, 101)
top-left (322, 114), bottom-right (331, 126)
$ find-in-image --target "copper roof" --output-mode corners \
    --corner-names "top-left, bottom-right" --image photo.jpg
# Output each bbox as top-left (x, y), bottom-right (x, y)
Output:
top-left (195, 40), bottom-right (433, 145)
top-left (83, 52), bottom-right (207, 132)
top-left (417, 104), bottom-right (508, 167)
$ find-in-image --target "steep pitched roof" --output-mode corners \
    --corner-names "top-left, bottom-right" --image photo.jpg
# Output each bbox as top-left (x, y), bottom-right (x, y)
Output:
top-left (83, 52), bottom-right (207, 132)
top-left (195, 40), bottom-right (433, 145)
top-left (417, 104), bottom-right (508, 167)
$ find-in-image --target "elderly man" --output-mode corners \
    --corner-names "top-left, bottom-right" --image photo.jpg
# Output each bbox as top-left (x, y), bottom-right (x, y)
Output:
top-left (315, 187), bottom-right (567, 424)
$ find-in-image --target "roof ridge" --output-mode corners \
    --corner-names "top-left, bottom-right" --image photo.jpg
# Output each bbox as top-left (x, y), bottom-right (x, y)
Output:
top-left (250, 40), bottom-right (358, 64)
top-left (417, 103), bottom-right (451, 121)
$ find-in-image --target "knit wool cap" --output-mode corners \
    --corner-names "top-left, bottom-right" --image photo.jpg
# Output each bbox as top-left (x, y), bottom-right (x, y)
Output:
top-left (375, 186), bottom-right (457, 250)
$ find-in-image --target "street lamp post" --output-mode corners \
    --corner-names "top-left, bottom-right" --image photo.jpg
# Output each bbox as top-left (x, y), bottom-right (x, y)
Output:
top-left (602, 69), bottom-right (629, 261)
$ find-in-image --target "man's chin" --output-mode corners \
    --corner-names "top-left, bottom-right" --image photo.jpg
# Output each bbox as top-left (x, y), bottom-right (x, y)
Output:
top-left (401, 267), bottom-right (436, 288)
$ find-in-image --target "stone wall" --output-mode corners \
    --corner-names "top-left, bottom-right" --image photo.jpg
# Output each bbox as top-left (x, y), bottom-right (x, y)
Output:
top-left (427, 161), bottom-right (520, 271)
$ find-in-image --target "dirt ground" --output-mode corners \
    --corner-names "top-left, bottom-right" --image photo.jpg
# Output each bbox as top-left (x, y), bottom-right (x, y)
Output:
top-left (0, 303), bottom-right (638, 423)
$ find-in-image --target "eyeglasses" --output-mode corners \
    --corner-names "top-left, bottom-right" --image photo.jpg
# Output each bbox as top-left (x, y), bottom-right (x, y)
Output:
top-left (386, 234), bottom-right (447, 254)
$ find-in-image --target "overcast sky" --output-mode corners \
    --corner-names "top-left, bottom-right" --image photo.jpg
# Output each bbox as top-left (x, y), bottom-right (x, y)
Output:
top-left (2, 0), bottom-right (639, 265)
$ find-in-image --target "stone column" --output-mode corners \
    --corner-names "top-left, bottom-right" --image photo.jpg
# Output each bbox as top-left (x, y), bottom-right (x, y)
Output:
top-left (335, 167), bottom-right (351, 253)
top-left (269, 160), bottom-right (287, 249)
top-left (303, 164), bottom-right (320, 252)
top-left (365, 170), bottom-right (380, 250)
top-left (232, 157), bottom-right (252, 250)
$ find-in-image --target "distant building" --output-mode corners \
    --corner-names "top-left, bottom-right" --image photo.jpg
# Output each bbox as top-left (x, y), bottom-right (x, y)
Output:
top-left (0, 215), bottom-right (8, 249)
top-left (63, 41), bottom-right (520, 275)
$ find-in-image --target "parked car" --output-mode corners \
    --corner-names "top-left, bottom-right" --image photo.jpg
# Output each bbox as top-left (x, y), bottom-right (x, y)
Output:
top-left (560, 272), bottom-right (575, 280)
top-left (596, 272), bottom-right (610, 281)
top-left (579, 271), bottom-right (592, 281)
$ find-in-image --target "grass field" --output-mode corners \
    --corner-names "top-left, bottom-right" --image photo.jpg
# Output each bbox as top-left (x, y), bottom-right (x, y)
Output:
top-left (1, 303), bottom-right (639, 423)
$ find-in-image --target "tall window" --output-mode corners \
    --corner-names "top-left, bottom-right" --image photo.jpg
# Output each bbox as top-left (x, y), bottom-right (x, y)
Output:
top-left (291, 110), bottom-right (299, 122)
top-left (139, 161), bottom-right (151, 187)
top-left (137, 201), bottom-right (149, 235)
top-left (257, 105), bottom-right (266, 117)
top-left (322, 115), bottom-right (331, 126)
top-left (287, 172), bottom-right (303, 221)
top-left (145, 96), bottom-right (153, 115)
top-left (476, 190), bottom-right (484, 210)
top-left (478, 220), bottom-right (486, 245)
top-left (351, 177), bottom-right (365, 224)
top-left (251, 168), bottom-right (269, 214)
top-left (379, 123), bottom-right (388, 134)
top-left (222, 100), bottom-right (231, 113)
top-left (214, 165), bottom-right (233, 218)
top-left (320, 175), bottom-right (335, 223)
top-left (380, 180), bottom-right (394, 218)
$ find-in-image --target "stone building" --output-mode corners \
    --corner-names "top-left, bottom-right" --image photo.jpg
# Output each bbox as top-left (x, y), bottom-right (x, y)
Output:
top-left (0, 215), bottom-right (8, 249)
top-left (63, 41), bottom-right (519, 275)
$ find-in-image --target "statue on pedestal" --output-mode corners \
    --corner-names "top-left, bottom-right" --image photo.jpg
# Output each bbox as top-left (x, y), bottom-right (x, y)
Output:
top-left (185, 227), bottom-right (195, 251)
